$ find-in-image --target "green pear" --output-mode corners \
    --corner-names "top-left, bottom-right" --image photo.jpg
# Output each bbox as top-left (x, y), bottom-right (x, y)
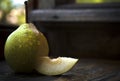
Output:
top-left (4, 23), bottom-right (49, 73)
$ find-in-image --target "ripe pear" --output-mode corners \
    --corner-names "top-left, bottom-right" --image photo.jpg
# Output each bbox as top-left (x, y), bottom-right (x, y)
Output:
top-left (35, 56), bottom-right (78, 76)
top-left (4, 23), bottom-right (49, 73)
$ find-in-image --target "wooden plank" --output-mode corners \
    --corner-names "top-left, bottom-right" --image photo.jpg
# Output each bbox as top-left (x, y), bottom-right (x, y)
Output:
top-left (30, 9), bottom-right (120, 22)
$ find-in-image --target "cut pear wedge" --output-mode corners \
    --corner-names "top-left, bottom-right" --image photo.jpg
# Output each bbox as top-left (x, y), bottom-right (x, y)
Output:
top-left (35, 57), bottom-right (78, 76)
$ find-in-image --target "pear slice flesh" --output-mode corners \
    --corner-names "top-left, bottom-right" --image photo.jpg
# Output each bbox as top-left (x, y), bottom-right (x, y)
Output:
top-left (35, 57), bottom-right (78, 76)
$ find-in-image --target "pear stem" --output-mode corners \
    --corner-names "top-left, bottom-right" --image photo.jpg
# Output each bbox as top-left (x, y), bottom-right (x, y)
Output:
top-left (24, 1), bottom-right (29, 23)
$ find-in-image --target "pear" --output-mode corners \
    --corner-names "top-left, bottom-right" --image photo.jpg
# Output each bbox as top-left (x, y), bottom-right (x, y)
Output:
top-left (4, 23), bottom-right (49, 73)
top-left (4, 23), bottom-right (79, 75)
top-left (35, 56), bottom-right (78, 76)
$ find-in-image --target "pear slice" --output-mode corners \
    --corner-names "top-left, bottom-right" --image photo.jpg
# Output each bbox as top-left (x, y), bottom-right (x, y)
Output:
top-left (35, 57), bottom-right (78, 76)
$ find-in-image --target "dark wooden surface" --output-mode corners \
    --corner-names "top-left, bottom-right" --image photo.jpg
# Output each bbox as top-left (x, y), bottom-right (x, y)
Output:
top-left (0, 59), bottom-right (120, 81)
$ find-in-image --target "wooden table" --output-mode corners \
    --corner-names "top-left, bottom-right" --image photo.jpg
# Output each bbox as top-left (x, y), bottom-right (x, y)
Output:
top-left (0, 59), bottom-right (120, 81)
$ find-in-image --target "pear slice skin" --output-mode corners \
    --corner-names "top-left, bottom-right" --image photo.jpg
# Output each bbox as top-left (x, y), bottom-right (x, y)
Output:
top-left (35, 57), bottom-right (78, 76)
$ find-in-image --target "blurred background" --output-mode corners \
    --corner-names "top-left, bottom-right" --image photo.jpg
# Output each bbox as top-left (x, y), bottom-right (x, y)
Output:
top-left (0, 0), bottom-right (26, 25)
top-left (0, 0), bottom-right (120, 25)
top-left (76, 0), bottom-right (120, 3)
top-left (1, 0), bottom-right (120, 60)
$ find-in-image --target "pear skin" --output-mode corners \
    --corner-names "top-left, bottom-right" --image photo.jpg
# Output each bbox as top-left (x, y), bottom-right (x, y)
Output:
top-left (4, 23), bottom-right (49, 73)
